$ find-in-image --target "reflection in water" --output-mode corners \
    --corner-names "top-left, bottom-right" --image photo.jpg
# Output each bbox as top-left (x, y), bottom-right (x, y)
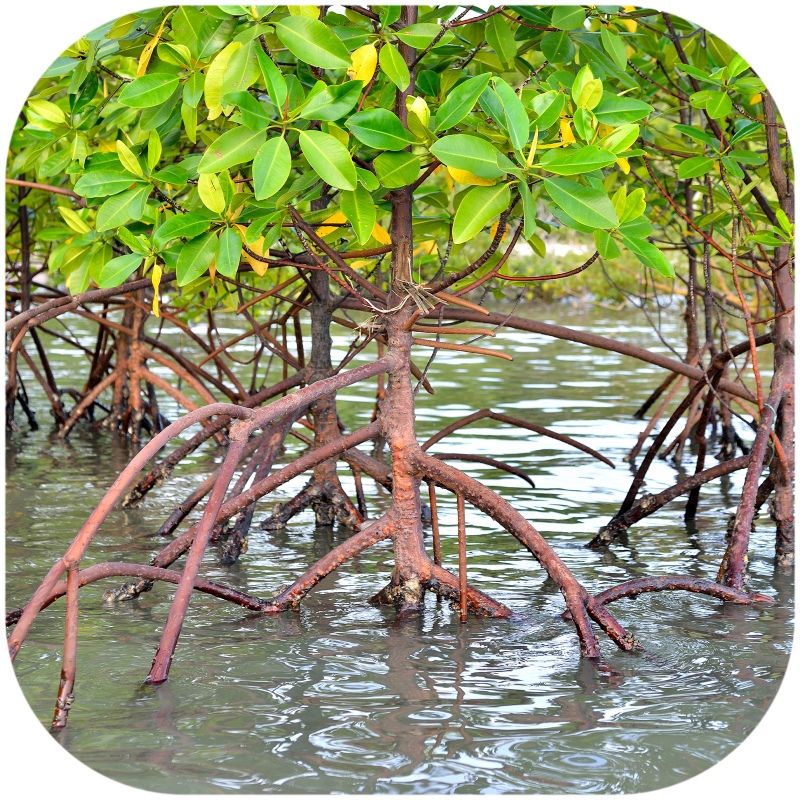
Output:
top-left (6, 306), bottom-right (793, 794)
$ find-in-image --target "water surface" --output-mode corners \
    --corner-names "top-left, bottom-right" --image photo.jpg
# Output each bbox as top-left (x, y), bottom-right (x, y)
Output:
top-left (6, 304), bottom-right (793, 794)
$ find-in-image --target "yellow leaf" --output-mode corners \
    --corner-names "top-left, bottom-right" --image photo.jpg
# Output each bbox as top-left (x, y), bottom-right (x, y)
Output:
top-left (348, 259), bottom-right (374, 269)
top-left (447, 166), bottom-right (497, 186)
top-left (621, 19), bottom-right (638, 33)
top-left (97, 139), bottom-right (117, 153)
top-left (371, 223), bottom-right (392, 245)
top-left (137, 9), bottom-right (174, 78)
top-left (348, 43), bottom-right (377, 83)
top-left (208, 258), bottom-right (216, 285)
top-left (489, 221), bottom-right (508, 242)
top-left (317, 211), bottom-right (348, 238)
top-left (151, 261), bottom-right (162, 317)
top-left (408, 95), bottom-right (430, 128)
top-left (597, 123), bottom-right (615, 138)
top-left (616, 157), bottom-right (630, 175)
top-left (560, 118), bottom-right (576, 144)
top-left (414, 240), bottom-right (438, 255)
top-left (205, 42), bottom-right (243, 120)
top-left (58, 206), bottom-right (91, 234)
top-left (289, 5), bottom-right (319, 17)
top-left (236, 224), bottom-right (269, 276)
top-left (526, 126), bottom-right (539, 167)
top-left (749, 93), bottom-right (762, 105)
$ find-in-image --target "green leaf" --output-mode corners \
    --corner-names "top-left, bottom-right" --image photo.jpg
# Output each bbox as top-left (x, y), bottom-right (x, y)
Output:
top-left (340, 185), bottom-right (376, 245)
top-left (373, 152), bottom-right (421, 188)
top-left (345, 109), bottom-right (414, 151)
top-left (543, 177), bottom-right (619, 229)
top-left (429, 134), bottom-right (505, 179)
top-left (492, 79), bottom-right (529, 152)
top-left (198, 126), bottom-right (266, 174)
top-left (620, 188), bottom-right (646, 223)
top-left (119, 74), bottom-right (180, 108)
top-left (594, 230), bottom-right (621, 259)
top-left (223, 90), bottom-right (272, 130)
top-left (453, 183), bottom-right (511, 245)
top-left (116, 140), bottom-right (144, 177)
top-left (216, 226), bottom-right (242, 278)
top-left (27, 98), bottom-right (67, 125)
top-left (198, 172), bottom-right (227, 214)
top-left (96, 185), bottom-right (151, 231)
top-left (486, 15), bottom-right (517, 63)
top-left (299, 81), bottom-right (362, 121)
top-left (274, 16), bottom-right (350, 69)
top-left (256, 47), bottom-right (288, 113)
top-left (379, 43), bottom-right (410, 91)
top-left (253, 136), bottom-right (292, 200)
top-left (776, 209), bottom-right (793, 236)
top-left (395, 23), bottom-right (452, 49)
top-left (674, 123), bottom-right (719, 149)
top-left (357, 167), bottom-right (380, 191)
top-left (94, 253), bottom-right (143, 288)
top-left (705, 91), bottom-right (733, 120)
top-left (74, 170), bottom-right (138, 198)
top-left (541, 31), bottom-right (575, 63)
top-left (540, 145), bottom-right (617, 176)
top-left (600, 26), bottom-right (627, 71)
top-left (152, 164), bottom-right (189, 185)
top-left (298, 130), bottom-right (357, 190)
top-left (433, 74), bottom-right (492, 133)
top-left (594, 94), bottom-right (653, 125)
top-left (600, 123), bottom-right (639, 154)
top-left (116, 226), bottom-right (149, 255)
top-left (550, 5), bottom-right (586, 30)
top-left (520, 182), bottom-right (537, 241)
top-left (531, 91), bottom-right (565, 130)
top-left (677, 156), bottom-right (715, 179)
top-left (153, 213), bottom-right (212, 248)
top-left (147, 130), bottom-right (162, 172)
top-left (622, 235), bottom-right (675, 277)
top-left (221, 41), bottom-right (259, 98)
top-left (183, 72), bottom-right (205, 107)
top-left (177, 231), bottom-right (218, 285)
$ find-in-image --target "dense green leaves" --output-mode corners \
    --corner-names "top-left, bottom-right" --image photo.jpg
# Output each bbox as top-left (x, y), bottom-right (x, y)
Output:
top-left (274, 16), bottom-right (350, 69)
top-left (298, 130), bottom-right (357, 190)
top-left (453, 184), bottom-right (511, 244)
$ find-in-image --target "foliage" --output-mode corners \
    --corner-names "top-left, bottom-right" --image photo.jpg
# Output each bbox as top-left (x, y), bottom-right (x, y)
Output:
top-left (6, 4), bottom-right (790, 315)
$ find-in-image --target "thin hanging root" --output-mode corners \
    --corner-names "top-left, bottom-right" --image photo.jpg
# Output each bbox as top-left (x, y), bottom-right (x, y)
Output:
top-left (457, 493), bottom-right (468, 623)
top-left (51, 566), bottom-right (78, 731)
top-left (414, 450), bottom-right (632, 656)
top-left (426, 563), bottom-right (512, 618)
top-left (421, 408), bottom-right (614, 468)
top-left (427, 481), bottom-right (442, 567)
top-left (432, 453), bottom-right (536, 489)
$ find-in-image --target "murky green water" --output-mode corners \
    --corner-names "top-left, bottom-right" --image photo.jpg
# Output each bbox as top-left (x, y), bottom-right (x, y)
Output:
top-left (5, 304), bottom-right (793, 794)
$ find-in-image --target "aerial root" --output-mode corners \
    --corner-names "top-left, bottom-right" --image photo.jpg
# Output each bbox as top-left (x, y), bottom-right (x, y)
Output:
top-left (561, 575), bottom-right (775, 624)
top-left (5, 562), bottom-right (271, 627)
